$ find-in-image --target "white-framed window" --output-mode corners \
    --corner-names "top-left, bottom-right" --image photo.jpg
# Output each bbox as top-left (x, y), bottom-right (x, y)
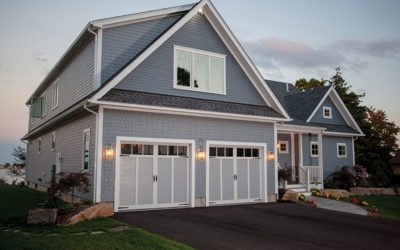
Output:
top-left (41, 91), bottom-right (47, 117)
top-left (323, 106), bottom-right (332, 119)
top-left (52, 80), bottom-right (59, 109)
top-left (278, 141), bottom-right (289, 154)
top-left (38, 138), bottom-right (42, 154)
top-left (51, 132), bottom-right (56, 151)
top-left (337, 143), bottom-right (347, 158)
top-left (310, 141), bottom-right (319, 157)
top-left (82, 129), bottom-right (90, 171)
top-left (174, 45), bottom-right (226, 95)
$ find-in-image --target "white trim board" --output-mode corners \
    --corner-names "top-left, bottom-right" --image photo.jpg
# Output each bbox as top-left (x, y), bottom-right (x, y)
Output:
top-left (89, 0), bottom-right (290, 119)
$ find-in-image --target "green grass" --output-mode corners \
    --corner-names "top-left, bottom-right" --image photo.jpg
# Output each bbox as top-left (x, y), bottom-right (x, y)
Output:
top-left (0, 184), bottom-right (191, 250)
top-left (357, 196), bottom-right (400, 221)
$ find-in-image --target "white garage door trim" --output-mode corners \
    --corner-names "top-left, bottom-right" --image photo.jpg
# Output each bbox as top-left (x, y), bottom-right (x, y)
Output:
top-left (114, 137), bottom-right (196, 212)
top-left (206, 140), bottom-right (267, 207)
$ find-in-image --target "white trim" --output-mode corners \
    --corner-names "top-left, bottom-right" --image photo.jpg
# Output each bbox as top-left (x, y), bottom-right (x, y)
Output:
top-left (352, 137), bottom-right (356, 166)
top-left (318, 133), bottom-right (324, 189)
top-left (306, 87), bottom-right (332, 122)
top-left (50, 131), bottom-right (56, 152)
top-left (277, 123), bottom-right (326, 134)
top-left (92, 100), bottom-right (289, 123)
top-left (90, 4), bottom-right (195, 28)
top-left (89, 0), bottom-right (290, 119)
top-left (310, 141), bottom-right (319, 157)
top-left (82, 128), bottom-right (91, 171)
top-left (51, 79), bottom-right (59, 110)
top-left (40, 91), bottom-right (47, 118)
top-left (173, 45), bottom-right (226, 95)
top-left (278, 141), bottom-right (289, 154)
top-left (95, 106), bottom-right (104, 202)
top-left (323, 106), bottom-right (332, 119)
top-left (95, 29), bottom-right (102, 89)
top-left (114, 137), bottom-right (196, 212)
top-left (298, 133), bottom-right (303, 166)
top-left (273, 123), bottom-right (278, 195)
top-left (323, 131), bottom-right (363, 137)
top-left (206, 140), bottom-right (267, 207)
top-left (290, 134), bottom-right (295, 166)
top-left (336, 143), bottom-right (347, 158)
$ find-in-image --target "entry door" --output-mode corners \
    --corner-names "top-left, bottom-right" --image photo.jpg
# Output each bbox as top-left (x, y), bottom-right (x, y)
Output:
top-left (208, 145), bottom-right (263, 205)
top-left (118, 142), bottom-right (190, 210)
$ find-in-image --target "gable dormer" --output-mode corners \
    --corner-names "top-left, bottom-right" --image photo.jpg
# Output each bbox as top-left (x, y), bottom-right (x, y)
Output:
top-left (309, 96), bottom-right (347, 125)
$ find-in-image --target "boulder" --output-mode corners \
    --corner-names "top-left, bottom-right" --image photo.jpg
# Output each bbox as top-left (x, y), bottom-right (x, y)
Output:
top-left (321, 189), bottom-right (353, 198)
top-left (282, 190), bottom-right (298, 202)
top-left (66, 203), bottom-right (114, 226)
top-left (27, 208), bottom-right (58, 225)
top-left (349, 187), bottom-right (370, 196)
top-left (369, 188), bottom-right (396, 196)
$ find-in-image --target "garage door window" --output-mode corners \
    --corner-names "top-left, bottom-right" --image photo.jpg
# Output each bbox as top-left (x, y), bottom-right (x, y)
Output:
top-left (209, 147), bottom-right (234, 157)
top-left (237, 148), bottom-right (259, 158)
top-left (158, 145), bottom-right (188, 156)
top-left (120, 144), bottom-right (153, 155)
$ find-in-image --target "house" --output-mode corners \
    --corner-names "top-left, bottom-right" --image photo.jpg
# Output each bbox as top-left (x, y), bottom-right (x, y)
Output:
top-left (23, 0), bottom-right (363, 211)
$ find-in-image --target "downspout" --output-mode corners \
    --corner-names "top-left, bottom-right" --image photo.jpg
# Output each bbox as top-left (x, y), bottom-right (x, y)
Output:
top-left (87, 25), bottom-right (98, 77)
top-left (84, 101), bottom-right (99, 203)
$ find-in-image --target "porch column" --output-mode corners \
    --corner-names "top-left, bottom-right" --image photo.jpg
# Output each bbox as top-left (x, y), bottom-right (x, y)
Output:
top-left (318, 133), bottom-right (324, 188)
top-left (298, 133), bottom-right (303, 167)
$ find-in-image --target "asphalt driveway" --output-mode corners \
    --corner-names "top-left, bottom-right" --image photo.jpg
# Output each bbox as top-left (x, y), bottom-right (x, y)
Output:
top-left (113, 202), bottom-right (400, 250)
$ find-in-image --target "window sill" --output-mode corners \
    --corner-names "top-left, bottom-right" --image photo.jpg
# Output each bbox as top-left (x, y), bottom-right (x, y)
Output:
top-left (173, 85), bottom-right (226, 96)
top-left (311, 155), bottom-right (319, 158)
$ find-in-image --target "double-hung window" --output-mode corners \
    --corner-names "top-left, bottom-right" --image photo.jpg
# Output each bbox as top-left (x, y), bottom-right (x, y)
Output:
top-left (52, 80), bottom-right (59, 109)
top-left (174, 46), bottom-right (226, 95)
top-left (82, 129), bottom-right (90, 171)
top-left (337, 143), bottom-right (347, 158)
top-left (310, 141), bottom-right (319, 157)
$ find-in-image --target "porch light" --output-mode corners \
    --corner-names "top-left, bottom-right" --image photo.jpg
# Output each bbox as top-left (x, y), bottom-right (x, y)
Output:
top-left (105, 144), bottom-right (114, 160)
top-left (198, 8), bottom-right (204, 15)
top-left (197, 150), bottom-right (206, 160)
top-left (268, 150), bottom-right (275, 161)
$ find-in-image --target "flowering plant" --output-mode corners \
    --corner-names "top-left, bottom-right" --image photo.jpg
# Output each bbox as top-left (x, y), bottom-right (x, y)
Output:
top-left (352, 165), bottom-right (369, 187)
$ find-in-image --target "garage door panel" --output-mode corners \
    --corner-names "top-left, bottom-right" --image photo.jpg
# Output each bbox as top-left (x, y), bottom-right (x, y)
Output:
top-left (222, 159), bottom-right (234, 201)
top-left (174, 158), bottom-right (188, 203)
top-left (237, 159), bottom-right (249, 200)
top-left (209, 159), bottom-right (221, 201)
top-left (157, 158), bottom-right (172, 204)
top-left (137, 157), bottom-right (154, 205)
top-left (119, 157), bottom-right (136, 206)
top-left (249, 159), bottom-right (261, 199)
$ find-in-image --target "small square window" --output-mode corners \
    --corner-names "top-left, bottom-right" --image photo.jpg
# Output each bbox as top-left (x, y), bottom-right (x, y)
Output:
top-left (310, 142), bottom-right (319, 157)
top-left (323, 106), bottom-right (332, 119)
top-left (132, 144), bottom-right (143, 155)
top-left (209, 147), bottom-right (216, 157)
top-left (169, 146), bottom-right (178, 156)
top-left (225, 148), bottom-right (233, 157)
top-left (245, 148), bottom-right (252, 157)
top-left (158, 145), bottom-right (168, 155)
top-left (178, 146), bottom-right (187, 156)
top-left (217, 147), bottom-right (225, 157)
top-left (237, 148), bottom-right (244, 157)
top-left (252, 148), bottom-right (259, 158)
top-left (143, 145), bottom-right (153, 155)
top-left (278, 141), bottom-right (289, 154)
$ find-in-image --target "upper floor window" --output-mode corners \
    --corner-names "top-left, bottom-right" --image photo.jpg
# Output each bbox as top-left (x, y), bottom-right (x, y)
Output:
top-left (174, 45), bottom-right (226, 95)
top-left (337, 143), bottom-right (347, 158)
top-left (51, 132), bottom-right (56, 151)
top-left (323, 106), bottom-right (332, 119)
top-left (38, 138), bottom-right (42, 154)
top-left (41, 91), bottom-right (47, 117)
top-left (310, 141), bottom-right (319, 157)
top-left (52, 80), bottom-right (59, 109)
top-left (278, 141), bottom-right (288, 154)
top-left (82, 129), bottom-right (90, 171)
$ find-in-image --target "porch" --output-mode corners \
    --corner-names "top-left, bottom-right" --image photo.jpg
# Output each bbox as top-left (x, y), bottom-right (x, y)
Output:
top-left (276, 125), bottom-right (325, 192)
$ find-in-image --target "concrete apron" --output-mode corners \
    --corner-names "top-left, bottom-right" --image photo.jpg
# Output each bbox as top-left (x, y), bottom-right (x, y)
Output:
top-left (312, 196), bottom-right (368, 216)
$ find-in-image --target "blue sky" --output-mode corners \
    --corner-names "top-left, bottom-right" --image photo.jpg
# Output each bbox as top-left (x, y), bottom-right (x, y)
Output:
top-left (0, 0), bottom-right (399, 163)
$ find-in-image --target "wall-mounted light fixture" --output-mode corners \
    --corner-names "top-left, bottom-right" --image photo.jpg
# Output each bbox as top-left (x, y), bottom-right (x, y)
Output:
top-left (198, 8), bottom-right (204, 15)
top-left (268, 150), bottom-right (275, 161)
top-left (197, 138), bottom-right (206, 160)
top-left (105, 144), bottom-right (114, 160)
top-left (276, 143), bottom-right (280, 149)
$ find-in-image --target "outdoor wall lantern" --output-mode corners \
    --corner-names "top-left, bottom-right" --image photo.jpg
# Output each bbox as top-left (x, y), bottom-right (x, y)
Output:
top-left (105, 144), bottom-right (114, 160)
top-left (197, 138), bottom-right (206, 160)
top-left (268, 150), bottom-right (275, 161)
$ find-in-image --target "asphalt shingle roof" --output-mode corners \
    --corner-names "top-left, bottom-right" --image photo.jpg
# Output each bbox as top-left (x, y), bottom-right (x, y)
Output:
top-left (102, 89), bottom-right (284, 118)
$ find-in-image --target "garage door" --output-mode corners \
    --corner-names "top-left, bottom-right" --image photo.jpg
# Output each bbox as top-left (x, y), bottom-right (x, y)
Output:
top-left (207, 142), bottom-right (266, 206)
top-left (116, 139), bottom-right (194, 211)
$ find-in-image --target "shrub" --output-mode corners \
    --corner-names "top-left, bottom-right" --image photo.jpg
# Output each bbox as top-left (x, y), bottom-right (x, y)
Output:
top-left (278, 169), bottom-right (289, 181)
top-left (324, 166), bottom-right (355, 190)
top-left (58, 172), bottom-right (91, 204)
top-left (352, 165), bottom-right (369, 187)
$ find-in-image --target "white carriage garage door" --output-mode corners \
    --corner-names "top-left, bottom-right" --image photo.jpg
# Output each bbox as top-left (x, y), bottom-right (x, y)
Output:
top-left (207, 142), bottom-right (266, 206)
top-left (116, 138), bottom-right (195, 211)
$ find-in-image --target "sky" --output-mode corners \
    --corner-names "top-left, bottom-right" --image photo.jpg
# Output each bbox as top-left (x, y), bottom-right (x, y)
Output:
top-left (0, 0), bottom-right (399, 164)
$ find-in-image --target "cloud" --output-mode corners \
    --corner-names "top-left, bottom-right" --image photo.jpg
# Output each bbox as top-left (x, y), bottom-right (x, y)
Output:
top-left (242, 38), bottom-right (400, 76)
top-left (32, 52), bottom-right (48, 63)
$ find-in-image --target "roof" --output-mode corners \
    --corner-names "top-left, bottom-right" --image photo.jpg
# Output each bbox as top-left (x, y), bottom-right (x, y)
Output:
top-left (101, 89), bottom-right (284, 118)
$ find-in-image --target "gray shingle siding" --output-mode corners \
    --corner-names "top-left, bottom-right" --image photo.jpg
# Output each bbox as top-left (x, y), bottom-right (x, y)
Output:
top-left (101, 109), bottom-right (276, 202)
top-left (277, 134), bottom-right (292, 168)
top-left (29, 39), bottom-right (95, 131)
top-left (302, 134), bottom-right (319, 166)
top-left (26, 114), bottom-right (96, 200)
top-left (115, 14), bottom-right (266, 106)
top-left (322, 136), bottom-right (354, 177)
top-left (309, 96), bottom-right (347, 125)
top-left (101, 14), bottom-right (183, 84)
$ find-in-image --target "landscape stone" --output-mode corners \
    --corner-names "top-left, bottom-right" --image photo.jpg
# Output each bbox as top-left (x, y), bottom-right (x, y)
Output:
top-left (90, 231), bottom-right (105, 235)
top-left (322, 189), bottom-right (352, 198)
top-left (396, 187), bottom-right (400, 196)
top-left (282, 190), bottom-right (298, 202)
top-left (349, 187), bottom-right (370, 196)
top-left (66, 203), bottom-right (114, 226)
top-left (369, 188), bottom-right (396, 196)
top-left (27, 209), bottom-right (57, 225)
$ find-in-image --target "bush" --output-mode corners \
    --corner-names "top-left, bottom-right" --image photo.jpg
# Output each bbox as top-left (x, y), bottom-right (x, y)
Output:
top-left (324, 166), bottom-right (355, 189)
top-left (58, 172), bottom-right (91, 204)
top-left (278, 169), bottom-right (289, 181)
top-left (352, 165), bottom-right (369, 187)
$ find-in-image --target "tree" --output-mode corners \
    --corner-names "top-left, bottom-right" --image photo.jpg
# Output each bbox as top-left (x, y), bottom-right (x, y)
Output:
top-left (58, 172), bottom-right (91, 204)
top-left (295, 78), bottom-right (326, 91)
top-left (12, 146), bottom-right (26, 167)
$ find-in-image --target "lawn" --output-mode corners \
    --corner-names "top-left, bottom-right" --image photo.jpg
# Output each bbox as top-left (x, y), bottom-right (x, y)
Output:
top-left (0, 184), bottom-right (191, 250)
top-left (357, 195), bottom-right (400, 221)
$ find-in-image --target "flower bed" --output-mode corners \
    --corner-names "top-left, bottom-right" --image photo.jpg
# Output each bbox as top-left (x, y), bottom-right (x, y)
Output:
top-left (297, 194), bottom-right (317, 207)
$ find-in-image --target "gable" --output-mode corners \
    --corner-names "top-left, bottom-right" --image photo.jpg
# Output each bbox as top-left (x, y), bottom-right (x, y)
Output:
top-left (101, 14), bottom-right (183, 84)
top-left (114, 13), bottom-right (266, 106)
top-left (309, 96), bottom-right (347, 125)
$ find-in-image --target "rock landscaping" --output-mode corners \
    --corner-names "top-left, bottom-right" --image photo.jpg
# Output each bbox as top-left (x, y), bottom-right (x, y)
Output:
top-left (349, 187), bottom-right (398, 196)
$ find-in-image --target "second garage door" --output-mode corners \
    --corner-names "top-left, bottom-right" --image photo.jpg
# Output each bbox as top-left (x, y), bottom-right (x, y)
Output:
top-left (207, 142), bottom-right (266, 206)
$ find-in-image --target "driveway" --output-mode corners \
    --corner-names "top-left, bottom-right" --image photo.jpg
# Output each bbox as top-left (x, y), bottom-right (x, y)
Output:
top-left (113, 202), bottom-right (400, 250)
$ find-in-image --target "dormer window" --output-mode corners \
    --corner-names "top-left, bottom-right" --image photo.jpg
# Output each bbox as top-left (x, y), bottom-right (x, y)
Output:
top-left (174, 45), bottom-right (226, 95)
top-left (323, 106), bottom-right (332, 119)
